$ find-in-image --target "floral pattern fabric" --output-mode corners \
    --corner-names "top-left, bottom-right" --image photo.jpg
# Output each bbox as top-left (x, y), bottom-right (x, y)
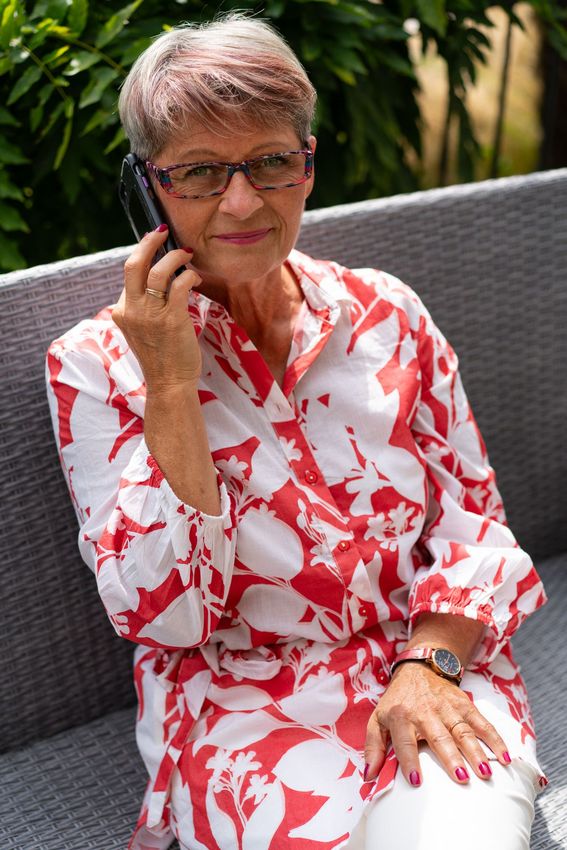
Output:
top-left (46, 250), bottom-right (547, 850)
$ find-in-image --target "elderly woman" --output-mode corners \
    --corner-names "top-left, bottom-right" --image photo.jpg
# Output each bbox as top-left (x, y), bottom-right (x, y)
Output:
top-left (46, 14), bottom-right (547, 850)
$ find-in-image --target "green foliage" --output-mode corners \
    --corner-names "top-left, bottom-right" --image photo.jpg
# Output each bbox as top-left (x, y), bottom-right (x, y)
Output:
top-left (0, 0), bottom-right (566, 271)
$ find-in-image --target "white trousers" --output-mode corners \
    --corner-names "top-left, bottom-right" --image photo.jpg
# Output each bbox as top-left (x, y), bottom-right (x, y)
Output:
top-left (351, 748), bottom-right (539, 850)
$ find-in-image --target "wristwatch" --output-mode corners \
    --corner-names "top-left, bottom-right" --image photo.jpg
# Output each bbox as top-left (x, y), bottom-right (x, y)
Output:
top-left (390, 647), bottom-right (464, 684)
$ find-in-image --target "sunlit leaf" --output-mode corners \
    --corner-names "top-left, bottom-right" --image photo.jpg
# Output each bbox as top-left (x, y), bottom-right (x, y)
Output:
top-left (0, 0), bottom-right (26, 51)
top-left (68, 0), bottom-right (88, 36)
top-left (79, 66), bottom-right (118, 108)
top-left (30, 0), bottom-right (69, 20)
top-left (95, 0), bottom-right (143, 49)
top-left (63, 50), bottom-right (100, 75)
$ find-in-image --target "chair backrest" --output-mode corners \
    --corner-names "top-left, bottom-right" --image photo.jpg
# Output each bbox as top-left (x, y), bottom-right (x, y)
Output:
top-left (1, 168), bottom-right (565, 753)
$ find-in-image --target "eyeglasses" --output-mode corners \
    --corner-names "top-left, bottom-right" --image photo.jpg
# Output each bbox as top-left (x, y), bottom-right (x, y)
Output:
top-left (146, 148), bottom-right (314, 200)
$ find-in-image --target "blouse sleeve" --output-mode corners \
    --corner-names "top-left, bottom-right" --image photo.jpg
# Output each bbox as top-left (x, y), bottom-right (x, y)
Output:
top-left (407, 299), bottom-right (546, 668)
top-left (45, 320), bottom-right (237, 650)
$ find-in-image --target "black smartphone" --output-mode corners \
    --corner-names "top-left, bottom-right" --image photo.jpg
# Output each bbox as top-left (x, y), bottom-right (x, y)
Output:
top-left (119, 153), bottom-right (180, 261)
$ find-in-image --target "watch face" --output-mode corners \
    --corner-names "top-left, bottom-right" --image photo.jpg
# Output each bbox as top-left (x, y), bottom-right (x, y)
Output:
top-left (432, 648), bottom-right (461, 677)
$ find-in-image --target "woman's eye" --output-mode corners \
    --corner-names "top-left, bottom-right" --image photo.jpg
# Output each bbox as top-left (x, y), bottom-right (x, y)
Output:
top-left (186, 165), bottom-right (212, 177)
top-left (261, 155), bottom-right (287, 168)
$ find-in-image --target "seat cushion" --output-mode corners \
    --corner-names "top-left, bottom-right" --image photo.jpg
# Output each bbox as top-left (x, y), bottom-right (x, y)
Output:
top-left (1, 555), bottom-right (564, 850)
top-left (0, 707), bottom-right (152, 849)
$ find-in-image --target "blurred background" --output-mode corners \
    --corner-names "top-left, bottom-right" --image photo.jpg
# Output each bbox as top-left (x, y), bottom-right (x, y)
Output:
top-left (0, 0), bottom-right (566, 272)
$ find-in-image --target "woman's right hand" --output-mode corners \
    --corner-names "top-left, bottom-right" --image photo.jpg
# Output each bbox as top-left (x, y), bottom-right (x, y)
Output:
top-left (112, 225), bottom-right (203, 393)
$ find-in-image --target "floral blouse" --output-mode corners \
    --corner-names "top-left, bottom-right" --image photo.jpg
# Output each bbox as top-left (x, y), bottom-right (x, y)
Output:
top-left (46, 250), bottom-right (547, 850)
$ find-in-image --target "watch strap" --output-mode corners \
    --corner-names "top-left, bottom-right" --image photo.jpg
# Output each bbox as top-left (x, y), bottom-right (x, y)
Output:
top-left (390, 647), bottom-right (463, 682)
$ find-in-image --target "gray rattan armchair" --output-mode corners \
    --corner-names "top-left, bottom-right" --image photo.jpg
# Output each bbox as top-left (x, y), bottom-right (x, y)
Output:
top-left (1, 169), bottom-right (565, 849)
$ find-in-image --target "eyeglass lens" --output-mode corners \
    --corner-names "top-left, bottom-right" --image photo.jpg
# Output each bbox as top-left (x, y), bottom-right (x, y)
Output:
top-left (165, 152), bottom-right (308, 197)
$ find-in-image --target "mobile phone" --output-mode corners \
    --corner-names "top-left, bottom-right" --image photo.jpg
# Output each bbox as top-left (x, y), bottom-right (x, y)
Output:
top-left (118, 153), bottom-right (179, 260)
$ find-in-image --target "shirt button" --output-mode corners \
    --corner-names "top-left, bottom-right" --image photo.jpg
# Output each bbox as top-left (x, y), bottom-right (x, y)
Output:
top-left (377, 670), bottom-right (389, 686)
top-left (305, 469), bottom-right (318, 484)
top-left (338, 540), bottom-right (350, 551)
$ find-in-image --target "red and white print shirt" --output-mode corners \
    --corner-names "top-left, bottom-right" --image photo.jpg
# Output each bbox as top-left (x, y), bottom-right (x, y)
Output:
top-left (46, 250), bottom-right (546, 849)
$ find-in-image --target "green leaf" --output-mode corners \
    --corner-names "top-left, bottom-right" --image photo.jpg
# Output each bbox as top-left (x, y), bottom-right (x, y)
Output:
top-left (81, 106), bottom-right (112, 135)
top-left (7, 63), bottom-right (42, 105)
top-left (0, 136), bottom-right (29, 164)
top-left (79, 66), bottom-right (118, 108)
top-left (63, 50), bottom-right (100, 76)
top-left (95, 0), bottom-right (143, 49)
top-left (0, 106), bottom-right (19, 127)
top-left (379, 50), bottom-right (415, 78)
top-left (329, 46), bottom-right (367, 75)
top-left (30, 0), bottom-right (69, 20)
top-left (323, 58), bottom-right (356, 86)
top-left (0, 199), bottom-right (30, 232)
top-left (0, 230), bottom-right (26, 270)
top-left (300, 37), bottom-right (322, 62)
top-left (103, 124), bottom-right (126, 154)
top-left (43, 44), bottom-right (70, 66)
top-left (37, 99), bottom-right (64, 139)
top-left (416, 0), bottom-right (447, 36)
top-left (0, 57), bottom-right (13, 76)
top-left (0, 0), bottom-right (26, 51)
top-left (0, 169), bottom-right (24, 201)
top-left (68, 0), bottom-right (88, 36)
top-left (53, 99), bottom-right (74, 168)
top-left (30, 103), bottom-right (44, 132)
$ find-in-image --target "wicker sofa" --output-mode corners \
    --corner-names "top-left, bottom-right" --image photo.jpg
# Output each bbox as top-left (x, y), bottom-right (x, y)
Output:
top-left (0, 169), bottom-right (565, 850)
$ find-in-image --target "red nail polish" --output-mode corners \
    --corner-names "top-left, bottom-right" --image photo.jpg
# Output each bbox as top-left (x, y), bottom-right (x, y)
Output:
top-left (410, 770), bottom-right (421, 786)
top-left (182, 246), bottom-right (194, 253)
top-left (363, 763), bottom-right (369, 782)
top-left (479, 762), bottom-right (492, 777)
top-left (155, 223), bottom-right (168, 232)
top-left (503, 751), bottom-right (512, 764)
top-left (455, 767), bottom-right (469, 781)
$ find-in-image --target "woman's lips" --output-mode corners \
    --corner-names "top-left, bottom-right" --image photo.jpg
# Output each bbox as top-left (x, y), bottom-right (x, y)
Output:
top-left (214, 228), bottom-right (272, 245)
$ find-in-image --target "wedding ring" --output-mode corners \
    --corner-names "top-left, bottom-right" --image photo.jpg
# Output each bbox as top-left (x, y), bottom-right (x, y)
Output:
top-left (145, 287), bottom-right (167, 300)
top-left (449, 720), bottom-right (468, 734)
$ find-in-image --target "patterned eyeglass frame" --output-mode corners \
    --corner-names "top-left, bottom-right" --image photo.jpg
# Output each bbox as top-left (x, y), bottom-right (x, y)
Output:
top-left (145, 147), bottom-right (314, 200)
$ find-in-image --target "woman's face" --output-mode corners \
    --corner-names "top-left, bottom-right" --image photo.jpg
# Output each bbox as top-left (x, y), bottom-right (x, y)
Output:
top-left (151, 123), bottom-right (317, 289)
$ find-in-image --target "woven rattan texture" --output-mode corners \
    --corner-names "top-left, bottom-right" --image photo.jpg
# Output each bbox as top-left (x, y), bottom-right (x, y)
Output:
top-left (512, 555), bottom-right (567, 849)
top-left (0, 250), bottom-right (134, 754)
top-left (0, 707), bottom-right (182, 850)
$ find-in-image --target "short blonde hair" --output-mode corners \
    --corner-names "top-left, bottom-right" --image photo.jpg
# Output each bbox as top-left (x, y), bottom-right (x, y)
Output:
top-left (118, 13), bottom-right (317, 159)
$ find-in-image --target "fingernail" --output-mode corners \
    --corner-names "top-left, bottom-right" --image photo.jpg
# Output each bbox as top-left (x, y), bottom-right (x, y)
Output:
top-left (155, 223), bottom-right (168, 232)
top-left (410, 770), bottom-right (421, 787)
top-left (182, 246), bottom-right (194, 253)
top-left (455, 767), bottom-right (469, 782)
top-left (479, 762), bottom-right (492, 777)
top-left (502, 751), bottom-right (512, 764)
top-left (363, 763), bottom-right (369, 782)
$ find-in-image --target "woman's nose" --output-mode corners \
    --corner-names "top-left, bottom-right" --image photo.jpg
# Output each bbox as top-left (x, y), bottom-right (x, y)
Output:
top-left (217, 170), bottom-right (264, 218)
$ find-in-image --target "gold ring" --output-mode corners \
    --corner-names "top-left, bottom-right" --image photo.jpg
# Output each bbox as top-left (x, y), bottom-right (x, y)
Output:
top-left (145, 287), bottom-right (167, 300)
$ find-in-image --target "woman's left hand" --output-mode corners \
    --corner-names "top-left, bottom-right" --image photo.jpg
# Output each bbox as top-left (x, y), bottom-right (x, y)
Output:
top-left (364, 661), bottom-right (511, 786)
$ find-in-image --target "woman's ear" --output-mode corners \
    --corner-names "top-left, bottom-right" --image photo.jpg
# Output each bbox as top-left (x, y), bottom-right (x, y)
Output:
top-left (305, 134), bottom-right (317, 201)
